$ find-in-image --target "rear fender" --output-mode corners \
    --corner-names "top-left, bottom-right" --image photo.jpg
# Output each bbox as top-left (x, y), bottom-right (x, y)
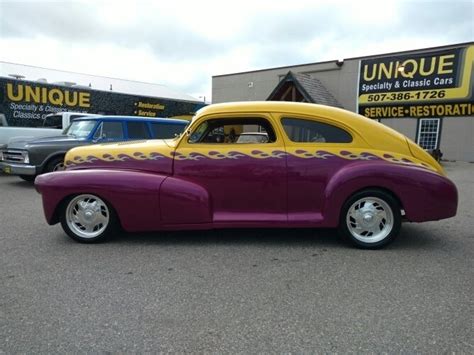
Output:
top-left (322, 161), bottom-right (457, 226)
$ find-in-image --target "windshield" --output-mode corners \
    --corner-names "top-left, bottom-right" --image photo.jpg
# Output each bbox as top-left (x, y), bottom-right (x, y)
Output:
top-left (65, 120), bottom-right (96, 138)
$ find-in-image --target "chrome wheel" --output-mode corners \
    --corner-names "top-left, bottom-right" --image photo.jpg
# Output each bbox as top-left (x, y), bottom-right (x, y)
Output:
top-left (65, 194), bottom-right (110, 239)
top-left (346, 197), bottom-right (393, 244)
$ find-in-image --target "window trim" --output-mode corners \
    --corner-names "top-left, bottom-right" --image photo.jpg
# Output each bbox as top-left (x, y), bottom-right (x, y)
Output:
top-left (280, 116), bottom-right (354, 144)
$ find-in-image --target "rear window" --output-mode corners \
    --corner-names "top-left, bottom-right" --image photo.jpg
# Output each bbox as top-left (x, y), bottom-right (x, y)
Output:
top-left (282, 118), bottom-right (352, 143)
top-left (151, 122), bottom-right (186, 139)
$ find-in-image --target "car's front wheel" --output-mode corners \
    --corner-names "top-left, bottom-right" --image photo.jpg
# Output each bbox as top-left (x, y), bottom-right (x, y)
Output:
top-left (338, 189), bottom-right (401, 249)
top-left (45, 156), bottom-right (65, 173)
top-left (60, 194), bottom-right (117, 243)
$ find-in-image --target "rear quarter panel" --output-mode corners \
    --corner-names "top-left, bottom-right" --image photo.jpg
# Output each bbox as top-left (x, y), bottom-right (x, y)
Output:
top-left (323, 161), bottom-right (458, 225)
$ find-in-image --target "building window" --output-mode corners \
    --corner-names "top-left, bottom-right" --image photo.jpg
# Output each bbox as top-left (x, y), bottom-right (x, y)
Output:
top-left (417, 118), bottom-right (440, 150)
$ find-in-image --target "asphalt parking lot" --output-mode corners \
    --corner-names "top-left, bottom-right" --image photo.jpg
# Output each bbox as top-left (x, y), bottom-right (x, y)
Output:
top-left (0, 162), bottom-right (473, 353)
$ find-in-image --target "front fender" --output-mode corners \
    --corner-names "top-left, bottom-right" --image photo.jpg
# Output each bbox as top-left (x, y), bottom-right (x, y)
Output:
top-left (35, 169), bottom-right (166, 232)
top-left (323, 161), bottom-right (458, 226)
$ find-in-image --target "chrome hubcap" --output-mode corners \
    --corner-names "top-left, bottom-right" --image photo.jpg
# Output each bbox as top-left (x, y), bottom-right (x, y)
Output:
top-left (346, 197), bottom-right (393, 243)
top-left (66, 195), bottom-right (109, 239)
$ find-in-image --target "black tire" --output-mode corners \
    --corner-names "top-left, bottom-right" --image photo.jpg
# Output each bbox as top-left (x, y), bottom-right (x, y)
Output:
top-left (59, 194), bottom-right (118, 243)
top-left (338, 189), bottom-right (401, 249)
top-left (19, 175), bottom-right (36, 182)
top-left (45, 156), bottom-right (65, 173)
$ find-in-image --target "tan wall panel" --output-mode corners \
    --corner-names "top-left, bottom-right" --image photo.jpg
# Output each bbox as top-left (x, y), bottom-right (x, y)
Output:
top-left (440, 117), bottom-right (474, 162)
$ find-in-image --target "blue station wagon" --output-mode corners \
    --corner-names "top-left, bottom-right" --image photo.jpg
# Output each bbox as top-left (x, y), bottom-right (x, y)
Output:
top-left (0, 116), bottom-right (188, 181)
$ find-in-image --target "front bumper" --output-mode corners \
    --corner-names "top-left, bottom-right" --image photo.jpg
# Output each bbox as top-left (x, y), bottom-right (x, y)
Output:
top-left (0, 162), bottom-right (37, 176)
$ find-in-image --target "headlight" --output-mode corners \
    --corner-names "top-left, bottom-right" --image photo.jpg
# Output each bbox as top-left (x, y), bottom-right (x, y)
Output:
top-left (23, 152), bottom-right (29, 164)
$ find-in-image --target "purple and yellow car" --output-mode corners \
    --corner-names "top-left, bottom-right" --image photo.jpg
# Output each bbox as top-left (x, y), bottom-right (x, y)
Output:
top-left (35, 102), bottom-right (457, 248)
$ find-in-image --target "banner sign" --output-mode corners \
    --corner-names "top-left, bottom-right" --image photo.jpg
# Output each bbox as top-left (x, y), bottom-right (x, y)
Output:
top-left (0, 78), bottom-right (205, 127)
top-left (358, 45), bottom-right (474, 119)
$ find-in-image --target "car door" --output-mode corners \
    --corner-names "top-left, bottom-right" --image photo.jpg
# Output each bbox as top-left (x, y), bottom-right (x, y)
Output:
top-left (173, 114), bottom-right (288, 224)
top-left (278, 115), bottom-right (354, 224)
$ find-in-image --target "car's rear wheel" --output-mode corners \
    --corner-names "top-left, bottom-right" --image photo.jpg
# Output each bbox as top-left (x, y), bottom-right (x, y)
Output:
top-left (338, 189), bottom-right (401, 249)
top-left (60, 194), bottom-right (117, 243)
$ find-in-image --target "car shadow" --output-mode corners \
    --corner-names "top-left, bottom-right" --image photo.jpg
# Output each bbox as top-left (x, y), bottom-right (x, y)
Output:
top-left (110, 228), bottom-right (345, 249)
top-left (107, 224), bottom-right (441, 250)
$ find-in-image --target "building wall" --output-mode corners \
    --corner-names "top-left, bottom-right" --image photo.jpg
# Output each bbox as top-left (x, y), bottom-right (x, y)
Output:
top-left (440, 117), bottom-right (474, 162)
top-left (380, 118), bottom-right (418, 141)
top-left (213, 59), bottom-right (360, 111)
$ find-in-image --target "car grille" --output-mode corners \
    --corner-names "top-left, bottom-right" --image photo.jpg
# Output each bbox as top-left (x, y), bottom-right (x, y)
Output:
top-left (1, 149), bottom-right (26, 163)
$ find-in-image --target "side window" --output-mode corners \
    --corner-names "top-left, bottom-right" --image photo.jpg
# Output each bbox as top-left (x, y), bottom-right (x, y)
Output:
top-left (151, 123), bottom-right (186, 139)
top-left (127, 121), bottom-right (150, 139)
top-left (188, 117), bottom-right (276, 144)
top-left (94, 121), bottom-right (124, 140)
top-left (282, 118), bottom-right (352, 143)
top-left (42, 115), bottom-right (62, 128)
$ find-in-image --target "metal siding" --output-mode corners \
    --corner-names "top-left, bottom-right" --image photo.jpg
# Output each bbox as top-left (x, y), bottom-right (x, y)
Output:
top-left (439, 117), bottom-right (474, 162)
top-left (381, 118), bottom-right (418, 141)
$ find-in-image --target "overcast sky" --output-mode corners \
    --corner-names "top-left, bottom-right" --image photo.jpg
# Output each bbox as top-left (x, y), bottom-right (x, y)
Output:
top-left (0, 0), bottom-right (473, 101)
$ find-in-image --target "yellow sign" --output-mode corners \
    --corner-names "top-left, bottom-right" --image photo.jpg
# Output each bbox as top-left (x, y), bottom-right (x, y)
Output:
top-left (6, 83), bottom-right (91, 108)
top-left (358, 45), bottom-right (474, 118)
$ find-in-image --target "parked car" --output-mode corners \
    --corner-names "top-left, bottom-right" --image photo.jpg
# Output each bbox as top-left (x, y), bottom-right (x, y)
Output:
top-left (35, 102), bottom-right (457, 248)
top-left (0, 112), bottom-right (97, 146)
top-left (0, 115), bottom-right (188, 181)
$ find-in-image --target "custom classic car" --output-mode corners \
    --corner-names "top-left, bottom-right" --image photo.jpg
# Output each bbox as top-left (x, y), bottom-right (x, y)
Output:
top-left (35, 102), bottom-right (458, 248)
top-left (1, 115), bottom-right (188, 181)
